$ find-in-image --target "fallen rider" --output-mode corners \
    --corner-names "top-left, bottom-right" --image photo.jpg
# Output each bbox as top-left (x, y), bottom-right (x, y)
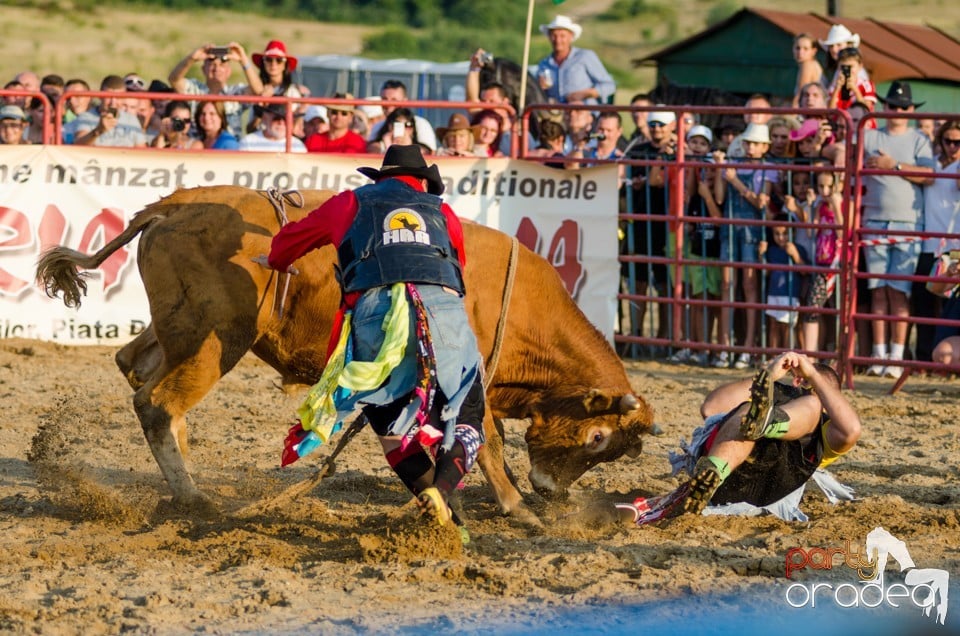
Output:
top-left (618, 351), bottom-right (862, 525)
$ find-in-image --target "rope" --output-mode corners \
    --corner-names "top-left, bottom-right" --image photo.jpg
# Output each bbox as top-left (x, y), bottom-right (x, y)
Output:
top-left (484, 236), bottom-right (519, 387)
top-left (263, 188), bottom-right (305, 318)
top-left (228, 412), bottom-right (367, 518)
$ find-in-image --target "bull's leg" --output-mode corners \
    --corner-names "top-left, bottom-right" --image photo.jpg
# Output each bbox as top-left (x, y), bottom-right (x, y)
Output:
top-left (133, 333), bottom-right (242, 512)
top-left (478, 413), bottom-right (540, 525)
top-left (116, 324), bottom-right (162, 390)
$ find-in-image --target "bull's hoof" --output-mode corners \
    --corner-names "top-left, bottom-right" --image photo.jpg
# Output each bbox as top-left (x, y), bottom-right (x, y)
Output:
top-left (509, 503), bottom-right (544, 529)
top-left (153, 492), bottom-right (221, 521)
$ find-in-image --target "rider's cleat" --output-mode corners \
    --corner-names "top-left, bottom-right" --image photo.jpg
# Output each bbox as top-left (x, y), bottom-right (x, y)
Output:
top-left (678, 457), bottom-right (724, 516)
top-left (417, 487), bottom-right (452, 526)
top-left (739, 368), bottom-right (776, 440)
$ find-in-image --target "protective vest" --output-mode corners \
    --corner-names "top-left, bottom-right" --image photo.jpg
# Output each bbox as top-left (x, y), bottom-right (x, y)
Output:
top-left (337, 180), bottom-right (465, 294)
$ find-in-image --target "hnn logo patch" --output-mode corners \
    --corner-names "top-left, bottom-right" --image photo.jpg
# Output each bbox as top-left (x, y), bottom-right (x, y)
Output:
top-left (382, 208), bottom-right (430, 246)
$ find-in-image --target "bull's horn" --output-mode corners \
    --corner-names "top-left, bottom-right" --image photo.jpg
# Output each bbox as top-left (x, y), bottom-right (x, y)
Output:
top-left (619, 393), bottom-right (641, 413)
top-left (650, 423), bottom-right (664, 436)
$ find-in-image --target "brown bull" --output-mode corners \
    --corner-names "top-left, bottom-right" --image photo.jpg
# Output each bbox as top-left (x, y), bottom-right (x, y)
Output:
top-left (37, 186), bottom-right (653, 516)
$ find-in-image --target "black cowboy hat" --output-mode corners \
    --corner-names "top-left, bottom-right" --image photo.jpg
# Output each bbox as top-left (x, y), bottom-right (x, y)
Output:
top-left (878, 80), bottom-right (925, 109)
top-left (358, 145), bottom-right (445, 195)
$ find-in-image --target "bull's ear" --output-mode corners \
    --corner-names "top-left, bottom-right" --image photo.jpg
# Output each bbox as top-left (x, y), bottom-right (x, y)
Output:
top-left (583, 388), bottom-right (614, 414)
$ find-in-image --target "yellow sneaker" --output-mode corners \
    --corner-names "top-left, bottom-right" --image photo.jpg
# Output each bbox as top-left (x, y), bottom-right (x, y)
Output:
top-left (417, 487), bottom-right (452, 526)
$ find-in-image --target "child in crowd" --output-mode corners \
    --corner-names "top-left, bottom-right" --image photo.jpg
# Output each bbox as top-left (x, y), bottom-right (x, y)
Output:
top-left (800, 169), bottom-right (844, 353)
top-left (670, 125), bottom-right (727, 366)
top-left (760, 214), bottom-right (808, 350)
top-left (829, 47), bottom-right (876, 112)
top-left (782, 169), bottom-right (817, 262)
top-left (719, 122), bottom-right (779, 369)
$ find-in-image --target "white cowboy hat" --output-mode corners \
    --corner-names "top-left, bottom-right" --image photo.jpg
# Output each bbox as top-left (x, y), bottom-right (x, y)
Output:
top-left (539, 15), bottom-right (582, 41)
top-left (741, 122), bottom-right (770, 144)
top-left (819, 24), bottom-right (861, 50)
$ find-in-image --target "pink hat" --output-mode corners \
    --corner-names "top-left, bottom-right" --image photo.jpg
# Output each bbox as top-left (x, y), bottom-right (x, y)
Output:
top-left (789, 118), bottom-right (821, 141)
top-left (253, 40), bottom-right (298, 71)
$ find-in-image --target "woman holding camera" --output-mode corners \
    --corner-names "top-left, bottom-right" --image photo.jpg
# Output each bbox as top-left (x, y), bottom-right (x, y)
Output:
top-left (150, 100), bottom-right (202, 149)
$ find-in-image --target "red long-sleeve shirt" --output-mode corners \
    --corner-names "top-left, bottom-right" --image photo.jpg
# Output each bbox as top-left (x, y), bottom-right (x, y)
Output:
top-left (268, 175), bottom-right (466, 286)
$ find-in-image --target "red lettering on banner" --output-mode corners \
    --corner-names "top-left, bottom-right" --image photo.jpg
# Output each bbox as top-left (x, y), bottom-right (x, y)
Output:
top-left (0, 206), bottom-right (33, 296)
top-left (515, 216), bottom-right (584, 297)
top-left (76, 208), bottom-right (128, 295)
top-left (37, 204), bottom-right (67, 253)
top-left (0, 204), bottom-right (131, 299)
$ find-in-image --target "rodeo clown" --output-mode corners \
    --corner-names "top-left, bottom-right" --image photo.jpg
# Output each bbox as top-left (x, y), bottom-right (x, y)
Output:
top-left (618, 351), bottom-right (862, 524)
top-left (264, 145), bottom-right (485, 535)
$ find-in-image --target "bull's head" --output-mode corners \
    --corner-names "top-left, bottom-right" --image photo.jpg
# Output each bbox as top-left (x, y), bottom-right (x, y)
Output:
top-left (524, 388), bottom-right (653, 497)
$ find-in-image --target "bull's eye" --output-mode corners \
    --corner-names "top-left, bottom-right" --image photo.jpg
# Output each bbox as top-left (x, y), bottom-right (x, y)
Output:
top-left (592, 431), bottom-right (604, 445)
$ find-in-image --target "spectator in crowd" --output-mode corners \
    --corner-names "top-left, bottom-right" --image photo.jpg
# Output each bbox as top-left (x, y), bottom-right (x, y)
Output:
top-left (727, 94), bottom-right (772, 158)
top-left (791, 33), bottom-right (825, 108)
top-left (913, 121), bottom-right (960, 362)
top-left (819, 24), bottom-right (861, 85)
top-left (526, 118), bottom-right (567, 168)
top-left (829, 48), bottom-right (876, 112)
top-left (3, 80), bottom-right (27, 109)
top-left (470, 109), bottom-right (504, 158)
top-left (62, 78), bottom-right (92, 126)
top-left (535, 15), bottom-right (616, 105)
top-left (193, 100), bottom-right (239, 149)
top-left (861, 81), bottom-right (934, 378)
top-left (301, 104), bottom-right (328, 141)
top-left (465, 52), bottom-right (524, 156)
top-left (435, 112), bottom-right (481, 157)
top-left (246, 40), bottom-right (309, 133)
top-left (917, 118), bottom-right (938, 146)
top-left (720, 122), bottom-right (777, 369)
top-left (305, 94), bottom-right (367, 154)
top-left (563, 100), bottom-right (597, 154)
top-left (624, 92), bottom-right (654, 152)
top-left (150, 100), bottom-right (201, 149)
top-left (766, 116), bottom-right (798, 161)
top-left (796, 167), bottom-right (843, 354)
top-left (369, 79), bottom-right (437, 153)
top-left (13, 71), bottom-right (38, 92)
top-left (760, 214), bottom-right (808, 350)
top-left (927, 254), bottom-right (960, 366)
top-left (367, 107), bottom-right (420, 155)
top-left (252, 40), bottom-right (306, 102)
top-left (623, 108), bottom-right (677, 354)
top-left (65, 75), bottom-right (147, 147)
top-left (354, 99), bottom-right (384, 137)
top-left (781, 168), bottom-right (816, 265)
top-left (123, 74), bottom-right (160, 142)
top-left (0, 105), bottom-right (29, 145)
top-left (568, 111), bottom-right (624, 169)
top-left (790, 118), bottom-right (829, 161)
top-left (168, 42), bottom-right (263, 138)
top-left (238, 103), bottom-right (306, 152)
top-left (797, 82), bottom-right (829, 111)
top-left (673, 126), bottom-right (727, 367)
top-left (22, 74), bottom-right (63, 144)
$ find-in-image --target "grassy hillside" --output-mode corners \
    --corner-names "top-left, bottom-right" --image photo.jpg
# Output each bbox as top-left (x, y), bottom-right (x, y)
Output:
top-left (1, 1), bottom-right (959, 98)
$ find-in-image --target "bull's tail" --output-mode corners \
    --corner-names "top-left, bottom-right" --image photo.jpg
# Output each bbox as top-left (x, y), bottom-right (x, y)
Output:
top-left (36, 206), bottom-right (167, 309)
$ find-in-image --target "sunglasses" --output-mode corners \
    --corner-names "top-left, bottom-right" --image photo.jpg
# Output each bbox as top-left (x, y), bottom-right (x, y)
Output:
top-left (648, 121), bottom-right (666, 128)
top-left (942, 138), bottom-right (960, 146)
top-left (263, 56), bottom-right (286, 64)
top-left (125, 77), bottom-right (146, 90)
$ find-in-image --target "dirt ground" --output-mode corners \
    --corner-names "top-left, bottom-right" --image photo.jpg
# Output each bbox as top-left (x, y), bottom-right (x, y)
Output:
top-left (0, 338), bottom-right (957, 634)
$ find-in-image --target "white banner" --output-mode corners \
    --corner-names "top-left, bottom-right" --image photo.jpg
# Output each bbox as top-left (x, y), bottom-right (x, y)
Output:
top-left (0, 146), bottom-right (618, 344)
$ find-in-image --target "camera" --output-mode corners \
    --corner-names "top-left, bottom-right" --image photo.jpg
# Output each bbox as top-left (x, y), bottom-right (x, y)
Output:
top-left (588, 132), bottom-right (606, 141)
top-left (208, 46), bottom-right (230, 62)
top-left (478, 52), bottom-right (494, 66)
top-left (171, 118), bottom-right (187, 132)
top-left (392, 121), bottom-right (406, 138)
top-left (840, 65), bottom-right (852, 78)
